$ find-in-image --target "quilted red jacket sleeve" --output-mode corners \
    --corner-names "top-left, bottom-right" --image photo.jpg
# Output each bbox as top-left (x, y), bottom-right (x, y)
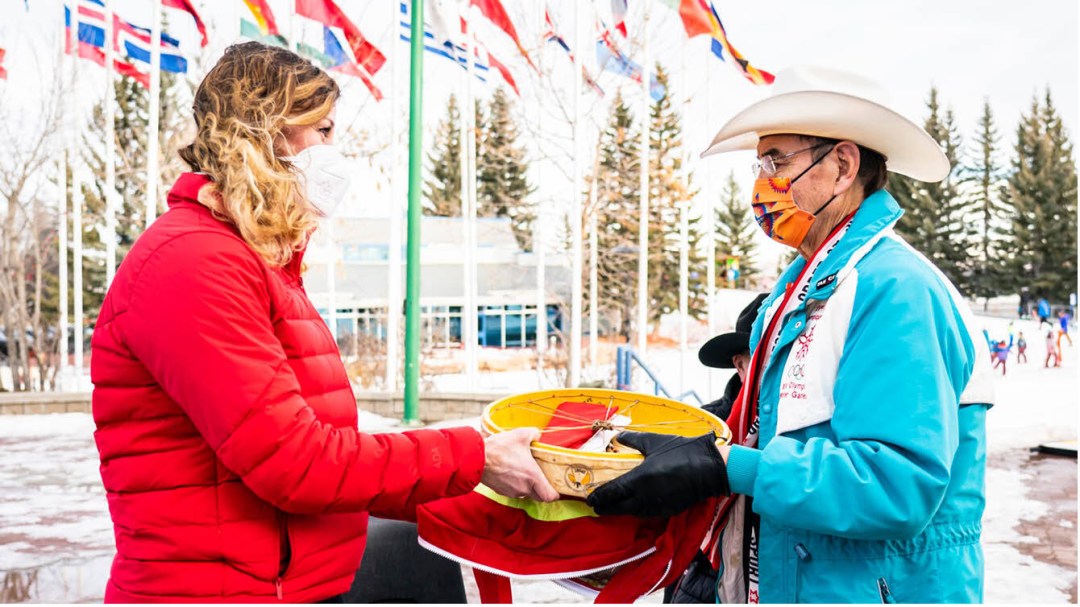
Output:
top-left (119, 232), bottom-right (484, 518)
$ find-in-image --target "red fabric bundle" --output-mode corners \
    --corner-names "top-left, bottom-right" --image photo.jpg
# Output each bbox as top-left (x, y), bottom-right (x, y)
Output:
top-left (538, 401), bottom-right (619, 449)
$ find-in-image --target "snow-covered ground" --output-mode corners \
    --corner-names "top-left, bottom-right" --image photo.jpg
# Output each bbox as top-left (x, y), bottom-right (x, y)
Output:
top-left (0, 314), bottom-right (1075, 603)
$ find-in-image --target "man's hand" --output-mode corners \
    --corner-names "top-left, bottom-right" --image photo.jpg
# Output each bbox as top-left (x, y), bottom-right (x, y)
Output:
top-left (585, 431), bottom-right (730, 518)
top-left (481, 428), bottom-right (561, 502)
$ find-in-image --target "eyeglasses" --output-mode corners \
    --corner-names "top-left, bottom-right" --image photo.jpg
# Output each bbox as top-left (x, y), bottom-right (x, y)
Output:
top-left (752, 142), bottom-right (832, 176)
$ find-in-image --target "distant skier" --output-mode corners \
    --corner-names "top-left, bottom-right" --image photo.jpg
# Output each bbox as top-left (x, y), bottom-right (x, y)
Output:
top-left (1016, 332), bottom-right (1028, 364)
top-left (1045, 329), bottom-right (1061, 368)
top-left (990, 336), bottom-right (1013, 376)
top-left (1057, 309), bottom-right (1073, 349)
top-left (1037, 297), bottom-right (1053, 329)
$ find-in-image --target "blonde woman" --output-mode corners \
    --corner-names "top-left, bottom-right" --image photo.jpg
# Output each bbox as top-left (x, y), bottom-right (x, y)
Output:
top-left (90, 41), bottom-right (557, 603)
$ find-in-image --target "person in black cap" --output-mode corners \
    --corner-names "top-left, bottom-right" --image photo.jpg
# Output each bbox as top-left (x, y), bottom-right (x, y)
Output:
top-left (663, 292), bottom-right (767, 604)
top-left (696, 293), bottom-right (769, 422)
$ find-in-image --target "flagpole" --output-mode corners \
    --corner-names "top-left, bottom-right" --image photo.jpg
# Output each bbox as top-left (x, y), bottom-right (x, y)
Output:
top-left (146, 0), bottom-right (162, 227)
top-left (588, 197), bottom-right (598, 367)
top-left (678, 38), bottom-right (689, 397)
top-left (58, 8), bottom-right (69, 391)
top-left (533, 0), bottom-right (546, 381)
top-left (103, 0), bottom-right (117, 287)
top-left (704, 58), bottom-right (716, 399)
top-left (66, 1), bottom-right (84, 389)
top-left (386, 3), bottom-right (402, 393)
top-left (636, 6), bottom-right (649, 357)
top-left (569, 0), bottom-right (584, 387)
top-left (464, 18), bottom-right (478, 390)
top-left (403, 0), bottom-right (425, 424)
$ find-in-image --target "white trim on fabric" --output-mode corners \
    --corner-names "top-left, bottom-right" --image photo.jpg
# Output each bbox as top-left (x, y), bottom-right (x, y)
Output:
top-left (416, 537), bottom-right (657, 582)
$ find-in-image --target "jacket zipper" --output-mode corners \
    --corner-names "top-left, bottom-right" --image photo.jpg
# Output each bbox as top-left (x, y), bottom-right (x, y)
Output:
top-left (793, 543), bottom-right (811, 602)
top-left (877, 577), bottom-right (896, 604)
top-left (276, 513), bottom-right (292, 600)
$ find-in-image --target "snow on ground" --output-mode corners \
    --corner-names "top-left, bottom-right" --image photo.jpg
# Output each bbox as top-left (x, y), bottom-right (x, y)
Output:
top-left (0, 310), bottom-right (1075, 603)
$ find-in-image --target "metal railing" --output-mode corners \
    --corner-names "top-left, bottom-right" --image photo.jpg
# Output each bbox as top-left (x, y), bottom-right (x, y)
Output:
top-left (615, 346), bottom-right (703, 405)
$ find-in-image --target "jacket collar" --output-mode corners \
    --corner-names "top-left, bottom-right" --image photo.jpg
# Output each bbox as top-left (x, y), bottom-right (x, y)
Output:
top-left (167, 172), bottom-right (213, 209)
top-left (166, 172), bottom-right (309, 281)
top-left (750, 189), bottom-right (904, 348)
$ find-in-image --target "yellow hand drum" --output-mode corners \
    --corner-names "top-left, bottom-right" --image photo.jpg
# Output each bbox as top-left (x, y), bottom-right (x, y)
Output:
top-left (482, 388), bottom-right (731, 498)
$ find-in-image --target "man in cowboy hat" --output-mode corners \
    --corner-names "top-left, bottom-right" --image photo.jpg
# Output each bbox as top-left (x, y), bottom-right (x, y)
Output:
top-left (587, 66), bottom-right (994, 603)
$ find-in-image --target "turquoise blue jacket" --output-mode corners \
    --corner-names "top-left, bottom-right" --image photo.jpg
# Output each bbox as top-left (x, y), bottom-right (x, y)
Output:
top-left (725, 190), bottom-right (994, 603)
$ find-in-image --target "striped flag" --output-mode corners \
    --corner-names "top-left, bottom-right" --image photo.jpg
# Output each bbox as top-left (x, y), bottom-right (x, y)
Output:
top-left (240, 18), bottom-right (287, 47)
top-left (242, 0), bottom-right (280, 37)
top-left (115, 19), bottom-right (188, 73)
top-left (64, 2), bottom-right (154, 88)
top-left (704, 1), bottom-right (774, 85)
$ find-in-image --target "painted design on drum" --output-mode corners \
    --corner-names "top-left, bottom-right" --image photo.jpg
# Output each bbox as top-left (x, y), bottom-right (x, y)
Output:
top-left (565, 464), bottom-right (596, 492)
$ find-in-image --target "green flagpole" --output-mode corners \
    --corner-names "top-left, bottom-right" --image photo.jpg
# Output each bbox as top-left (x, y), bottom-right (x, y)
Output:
top-left (403, 0), bottom-right (424, 425)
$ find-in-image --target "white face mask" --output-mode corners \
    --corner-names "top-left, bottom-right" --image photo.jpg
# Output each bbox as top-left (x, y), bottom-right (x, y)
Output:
top-left (286, 144), bottom-right (352, 217)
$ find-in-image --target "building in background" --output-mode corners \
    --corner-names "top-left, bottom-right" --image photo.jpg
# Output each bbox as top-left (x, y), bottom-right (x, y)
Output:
top-left (303, 216), bottom-right (570, 354)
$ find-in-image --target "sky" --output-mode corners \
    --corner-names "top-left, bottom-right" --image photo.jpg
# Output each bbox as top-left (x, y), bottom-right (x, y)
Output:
top-left (0, 0), bottom-right (1076, 275)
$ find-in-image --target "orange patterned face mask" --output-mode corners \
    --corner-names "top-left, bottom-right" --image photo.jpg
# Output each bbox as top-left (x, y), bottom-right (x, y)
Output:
top-left (751, 178), bottom-right (817, 248)
top-left (750, 144), bottom-right (839, 249)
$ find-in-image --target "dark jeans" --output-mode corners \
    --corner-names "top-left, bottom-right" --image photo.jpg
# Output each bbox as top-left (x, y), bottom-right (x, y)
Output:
top-left (323, 517), bottom-right (467, 603)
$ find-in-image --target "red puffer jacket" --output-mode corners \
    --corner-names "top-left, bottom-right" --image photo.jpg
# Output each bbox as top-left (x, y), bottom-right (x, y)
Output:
top-left (91, 173), bottom-right (485, 603)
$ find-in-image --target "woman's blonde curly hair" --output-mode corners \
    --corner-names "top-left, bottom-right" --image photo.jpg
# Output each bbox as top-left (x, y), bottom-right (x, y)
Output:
top-left (179, 41), bottom-right (340, 267)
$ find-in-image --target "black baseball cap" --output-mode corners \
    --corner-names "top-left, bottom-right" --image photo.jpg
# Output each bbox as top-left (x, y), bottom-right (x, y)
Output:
top-left (698, 293), bottom-right (769, 369)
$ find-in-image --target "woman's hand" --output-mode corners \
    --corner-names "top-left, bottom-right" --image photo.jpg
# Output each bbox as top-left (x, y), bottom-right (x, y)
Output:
top-left (481, 428), bottom-right (560, 502)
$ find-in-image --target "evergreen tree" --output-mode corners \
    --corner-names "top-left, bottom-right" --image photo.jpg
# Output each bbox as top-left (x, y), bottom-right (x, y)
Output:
top-left (890, 86), bottom-right (971, 294)
top-left (1003, 91), bottom-right (1078, 302)
top-left (423, 93), bottom-right (462, 216)
top-left (594, 90), bottom-right (641, 341)
top-left (963, 99), bottom-right (1009, 304)
top-left (80, 68), bottom-right (186, 315)
top-left (646, 64), bottom-right (705, 326)
top-left (477, 87), bottom-right (535, 250)
top-left (714, 171), bottom-right (759, 288)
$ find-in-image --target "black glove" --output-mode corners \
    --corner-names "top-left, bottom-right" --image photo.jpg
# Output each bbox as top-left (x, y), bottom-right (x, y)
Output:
top-left (585, 431), bottom-right (730, 518)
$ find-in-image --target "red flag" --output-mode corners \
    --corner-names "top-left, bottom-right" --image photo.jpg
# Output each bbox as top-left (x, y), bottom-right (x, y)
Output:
top-left (484, 49), bottom-right (519, 96)
top-left (329, 62), bottom-right (384, 101)
top-left (162, 0), bottom-right (208, 47)
top-left (295, 0), bottom-right (386, 77)
top-left (66, 36), bottom-right (150, 89)
top-left (469, 0), bottom-right (536, 72)
top-left (0, 48), bottom-right (7, 80)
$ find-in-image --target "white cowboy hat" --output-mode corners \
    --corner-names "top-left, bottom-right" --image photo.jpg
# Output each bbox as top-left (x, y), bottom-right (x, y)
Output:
top-left (700, 66), bottom-right (950, 182)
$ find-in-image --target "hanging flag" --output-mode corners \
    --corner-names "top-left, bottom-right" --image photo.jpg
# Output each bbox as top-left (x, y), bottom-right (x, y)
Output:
top-left (240, 18), bottom-right (287, 47)
top-left (478, 45), bottom-right (518, 95)
top-left (542, 8), bottom-right (604, 97)
top-left (115, 19), bottom-right (188, 73)
top-left (242, 0), bottom-right (280, 37)
top-left (296, 0), bottom-right (386, 80)
top-left (705, 2), bottom-right (774, 85)
top-left (469, 0), bottom-right (536, 72)
top-left (656, 0), bottom-right (712, 38)
top-left (595, 39), bottom-right (663, 101)
top-left (0, 48), bottom-right (7, 80)
top-left (322, 26), bottom-right (383, 101)
top-left (398, 2), bottom-right (497, 86)
top-left (64, 3), bottom-right (151, 88)
top-left (611, 0), bottom-right (628, 37)
top-left (162, 0), bottom-right (208, 47)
